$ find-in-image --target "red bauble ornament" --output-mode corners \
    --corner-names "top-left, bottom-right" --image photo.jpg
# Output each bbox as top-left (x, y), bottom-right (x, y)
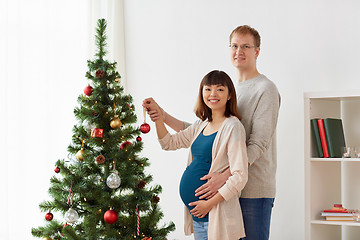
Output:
top-left (136, 136), bottom-right (142, 142)
top-left (104, 209), bottom-right (118, 224)
top-left (84, 85), bottom-right (93, 96)
top-left (140, 123), bottom-right (151, 134)
top-left (45, 212), bottom-right (53, 221)
top-left (54, 167), bottom-right (60, 173)
top-left (120, 141), bottom-right (132, 150)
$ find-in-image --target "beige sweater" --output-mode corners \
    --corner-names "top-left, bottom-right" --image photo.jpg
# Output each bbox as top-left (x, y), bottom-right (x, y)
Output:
top-left (158, 116), bottom-right (248, 240)
top-left (236, 74), bottom-right (280, 198)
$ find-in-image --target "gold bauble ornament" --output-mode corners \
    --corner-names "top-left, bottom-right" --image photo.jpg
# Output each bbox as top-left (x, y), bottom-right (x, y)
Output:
top-left (115, 78), bottom-right (120, 82)
top-left (110, 115), bottom-right (122, 129)
top-left (76, 148), bottom-right (85, 161)
top-left (42, 237), bottom-right (52, 240)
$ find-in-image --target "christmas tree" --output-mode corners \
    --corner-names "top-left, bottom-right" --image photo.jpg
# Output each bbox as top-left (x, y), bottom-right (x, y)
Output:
top-left (31, 19), bottom-right (175, 240)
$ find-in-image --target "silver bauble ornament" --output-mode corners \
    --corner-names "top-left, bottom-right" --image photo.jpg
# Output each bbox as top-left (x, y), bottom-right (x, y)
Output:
top-left (106, 172), bottom-right (121, 189)
top-left (64, 208), bottom-right (79, 223)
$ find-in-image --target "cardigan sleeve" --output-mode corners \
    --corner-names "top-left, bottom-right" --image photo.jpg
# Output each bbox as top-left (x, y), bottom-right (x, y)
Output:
top-left (218, 121), bottom-right (248, 201)
top-left (158, 120), bottom-right (202, 151)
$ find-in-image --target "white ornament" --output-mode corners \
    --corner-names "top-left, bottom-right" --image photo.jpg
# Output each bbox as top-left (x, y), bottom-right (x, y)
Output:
top-left (106, 172), bottom-right (121, 189)
top-left (64, 208), bottom-right (79, 223)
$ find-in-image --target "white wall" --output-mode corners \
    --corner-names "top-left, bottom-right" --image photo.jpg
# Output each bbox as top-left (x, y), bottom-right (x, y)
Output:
top-left (3, 0), bottom-right (360, 239)
top-left (123, 0), bottom-right (360, 239)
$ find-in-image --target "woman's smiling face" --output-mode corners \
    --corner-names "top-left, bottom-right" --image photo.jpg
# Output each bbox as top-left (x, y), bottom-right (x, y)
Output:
top-left (202, 84), bottom-right (229, 113)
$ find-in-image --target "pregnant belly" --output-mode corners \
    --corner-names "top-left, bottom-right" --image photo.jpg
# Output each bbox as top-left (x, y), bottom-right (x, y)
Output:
top-left (179, 166), bottom-right (209, 206)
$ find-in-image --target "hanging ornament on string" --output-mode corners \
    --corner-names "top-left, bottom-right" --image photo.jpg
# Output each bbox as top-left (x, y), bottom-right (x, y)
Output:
top-left (104, 208), bottom-right (118, 224)
top-left (110, 102), bottom-right (122, 129)
top-left (84, 85), bottom-right (93, 96)
top-left (64, 208), bottom-right (79, 224)
top-left (42, 237), bottom-right (52, 240)
top-left (45, 212), bottom-right (53, 221)
top-left (64, 183), bottom-right (79, 224)
top-left (106, 161), bottom-right (121, 189)
top-left (136, 136), bottom-right (142, 142)
top-left (76, 139), bottom-right (86, 161)
top-left (140, 107), bottom-right (151, 134)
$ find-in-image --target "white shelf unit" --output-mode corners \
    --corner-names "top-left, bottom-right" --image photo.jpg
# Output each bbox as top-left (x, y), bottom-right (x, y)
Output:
top-left (304, 90), bottom-right (360, 240)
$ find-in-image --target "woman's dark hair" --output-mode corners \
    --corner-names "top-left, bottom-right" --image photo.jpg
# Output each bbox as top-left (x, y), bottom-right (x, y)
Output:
top-left (194, 70), bottom-right (241, 121)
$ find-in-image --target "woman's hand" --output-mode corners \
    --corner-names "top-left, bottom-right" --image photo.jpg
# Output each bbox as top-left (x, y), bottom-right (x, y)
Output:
top-left (188, 200), bottom-right (213, 219)
top-left (142, 98), bottom-right (164, 122)
top-left (189, 193), bottom-right (225, 218)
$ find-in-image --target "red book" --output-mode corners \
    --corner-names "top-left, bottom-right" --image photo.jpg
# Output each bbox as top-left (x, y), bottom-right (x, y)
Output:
top-left (317, 119), bottom-right (329, 158)
top-left (323, 209), bottom-right (349, 213)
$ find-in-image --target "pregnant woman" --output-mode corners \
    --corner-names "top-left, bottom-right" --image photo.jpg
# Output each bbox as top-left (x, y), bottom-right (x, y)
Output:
top-left (143, 70), bottom-right (248, 240)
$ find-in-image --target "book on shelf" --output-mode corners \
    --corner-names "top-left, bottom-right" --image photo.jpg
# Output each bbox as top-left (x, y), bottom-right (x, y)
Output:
top-left (310, 119), bottom-right (324, 158)
top-left (325, 216), bottom-right (354, 221)
top-left (317, 119), bottom-right (329, 158)
top-left (311, 118), bottom-right (346, 158)
top-left (321, 204), bottom-right (355, 221)
top-left (323, 118), bottom-right (346, 158)
top-left (321, 211), bottom-right (353, 217)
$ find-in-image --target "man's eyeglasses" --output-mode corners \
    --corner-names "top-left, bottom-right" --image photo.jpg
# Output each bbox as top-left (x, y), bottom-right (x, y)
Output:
top-left (229, 44), bottom-right (257, 51)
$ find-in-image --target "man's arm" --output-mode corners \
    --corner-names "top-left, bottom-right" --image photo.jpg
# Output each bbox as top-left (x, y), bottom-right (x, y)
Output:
top-left (194, 170), bottom-right (231, 199)
top-left (246, 84), bottom-right (280, 165)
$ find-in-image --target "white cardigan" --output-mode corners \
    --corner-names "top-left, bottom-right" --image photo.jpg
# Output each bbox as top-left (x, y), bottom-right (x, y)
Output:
top-left (158, 116), bottom-right (248, 240)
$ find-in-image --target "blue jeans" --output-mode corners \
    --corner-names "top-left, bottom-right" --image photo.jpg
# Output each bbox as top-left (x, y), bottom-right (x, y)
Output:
top-left (239, 198), bottom-right (274, 240)
top-left (193, 220), bottom-right (208, 240)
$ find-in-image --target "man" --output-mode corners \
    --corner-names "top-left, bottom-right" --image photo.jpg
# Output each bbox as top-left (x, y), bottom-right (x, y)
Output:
top-left (144, 25), bottom-right (280, 240)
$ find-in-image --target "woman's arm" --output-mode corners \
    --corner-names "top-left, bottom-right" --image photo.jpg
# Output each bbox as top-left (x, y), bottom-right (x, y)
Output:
top-left (217, 122), bottom-right (248, 201)
top-left (154, 117), bottom-right (169, 139)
